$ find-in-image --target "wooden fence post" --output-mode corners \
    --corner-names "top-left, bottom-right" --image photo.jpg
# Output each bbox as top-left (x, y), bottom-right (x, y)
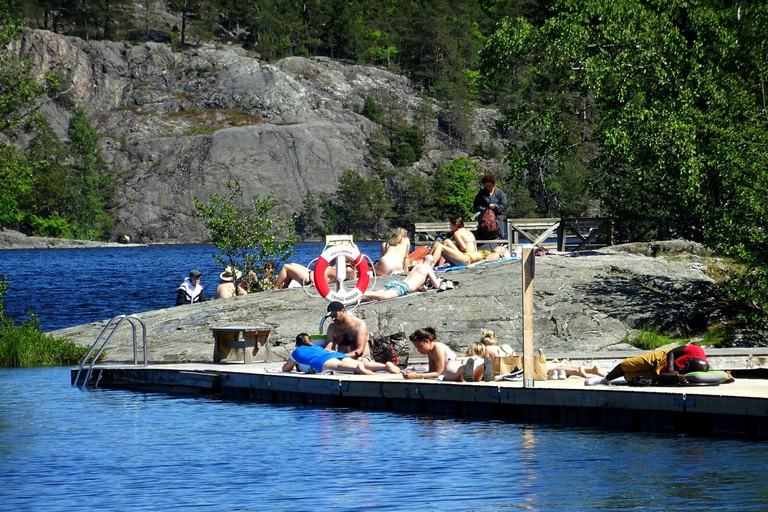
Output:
top-left (521, 246), bottom-right (535, 388)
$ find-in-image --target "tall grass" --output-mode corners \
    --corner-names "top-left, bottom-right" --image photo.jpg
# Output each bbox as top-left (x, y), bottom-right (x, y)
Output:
top-left (0, 316), bottom-right (88, 367)
top-left (629, 326), bottom-right (685, 351)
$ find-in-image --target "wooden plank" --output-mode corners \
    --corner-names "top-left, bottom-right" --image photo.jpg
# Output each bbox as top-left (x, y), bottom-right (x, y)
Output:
top-left (522, 247), bottom-right (535, 388)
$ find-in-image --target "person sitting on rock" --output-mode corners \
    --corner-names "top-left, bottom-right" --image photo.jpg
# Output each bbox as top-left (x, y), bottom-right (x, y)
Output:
top-left (215, 266), bottom-right (248, 299)
top-left (374, 227), bottom-right (411, 276)
top-left (430, 217), bottom-right (479, 266)
top-left (282, 333), bottom-right (401, 375)
top-left (175, 269), bottom-right (205, 306)
top-left (585, 344), bottom-right (709, 386)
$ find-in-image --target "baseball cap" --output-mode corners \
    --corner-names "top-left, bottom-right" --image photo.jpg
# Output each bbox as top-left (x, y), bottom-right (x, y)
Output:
top-left (189, 269), bottom-right (203, 277)
top-left (326, 301), bottom-right (345, 316)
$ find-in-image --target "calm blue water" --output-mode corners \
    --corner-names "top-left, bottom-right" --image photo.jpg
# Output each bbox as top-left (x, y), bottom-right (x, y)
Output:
top-left (1, 367), bottom-right (767, 511)
top-left (0, 242), bottom-right (382, 332)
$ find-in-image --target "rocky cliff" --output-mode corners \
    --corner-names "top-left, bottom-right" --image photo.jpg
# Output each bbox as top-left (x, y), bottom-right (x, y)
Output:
top-left (15, 29), bottom-right (502, 243)
top-left (52, 241), bottom-right (753, 364)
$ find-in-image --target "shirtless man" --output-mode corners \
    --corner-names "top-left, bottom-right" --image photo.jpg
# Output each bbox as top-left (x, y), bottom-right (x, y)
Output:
top-left (360, 254), bottom-right (442, 302)
top-left (325, 301), bottom-right (371, 360)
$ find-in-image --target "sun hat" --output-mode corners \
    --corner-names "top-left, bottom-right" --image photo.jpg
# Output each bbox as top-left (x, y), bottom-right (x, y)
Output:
top-left (219, 266), bottom-right (242, 282)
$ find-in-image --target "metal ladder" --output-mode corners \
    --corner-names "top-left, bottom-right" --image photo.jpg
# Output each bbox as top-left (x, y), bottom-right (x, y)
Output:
top-left (73, 314), bottom-right (147, 388)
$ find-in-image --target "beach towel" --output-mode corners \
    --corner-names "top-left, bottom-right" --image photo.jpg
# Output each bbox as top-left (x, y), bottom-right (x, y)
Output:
top-left (409, 245), bottom-right (430, 261)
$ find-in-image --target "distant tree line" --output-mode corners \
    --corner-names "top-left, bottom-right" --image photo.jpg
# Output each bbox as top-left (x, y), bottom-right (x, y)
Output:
top-left (1, 1), bottom-right (115, 240)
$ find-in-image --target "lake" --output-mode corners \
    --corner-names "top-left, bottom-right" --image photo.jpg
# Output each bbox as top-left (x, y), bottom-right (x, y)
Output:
top-left (0, 242), bottom-right (382, 332)
top-left (2, 366), bottom-right (767, 512)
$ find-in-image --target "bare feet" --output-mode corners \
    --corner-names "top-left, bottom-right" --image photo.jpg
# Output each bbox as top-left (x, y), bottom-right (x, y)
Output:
top-left (588, 364), bottom-right (607, 377)
top-left (385, 362), bottom-right (400, 374)
top-left (355, 363), bottom-right (374, 375)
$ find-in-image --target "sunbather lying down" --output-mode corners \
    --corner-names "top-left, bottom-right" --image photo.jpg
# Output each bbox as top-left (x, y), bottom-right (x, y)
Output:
top-left (432, 243), bottom-right (511, 267)
top-left (282, 333), bottom-right (400, 375)
top-left (547, 358), bottom-right (607, 379)
top-left (360, 255), bottom-right (442, 302)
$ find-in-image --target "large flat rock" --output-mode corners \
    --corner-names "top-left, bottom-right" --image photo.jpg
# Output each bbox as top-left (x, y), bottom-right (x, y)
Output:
top-left (53, 246), bottom-right (733, 363)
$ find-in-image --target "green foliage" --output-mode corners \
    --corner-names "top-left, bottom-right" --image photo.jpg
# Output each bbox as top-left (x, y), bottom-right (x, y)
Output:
top-left (0, 1), bottom-right (41, 136)
top-left (0, 315), bottom-right (88, 367)
top-left (329, 170), bottom-right (391, 237)
top-left (294, 190), bottom-right (322, 240)
top-left (195, 182), bottom-right (297, 291)
top-left (721, 265), bottom-right (768, 331)
top-left (319, 194), bottom-right (343, 235)
top-left (28, 212), bottom-right (73, 238)
top-left (434, 157), bottom-right (483, 220)
top-left (361, 97), bottom-right (384, 123)
top-left (699, 324), bottom-right (733, 349)
top-left (386, 167), bottom-right (441, 228)
top-left (0, 145), bottom-right (34, 227)
top-left (482, 1), bottom-right (768, 245)
top-left (387, 124), bottom-right (424, 168)
top-left (63, 107), bottom-right (115, 239)
top-left (629, 326), bottom-right (685, 352)
top-left (433, 77), bottom-right (475, 147)
top-left (0, 277), bottom-right (87, 367)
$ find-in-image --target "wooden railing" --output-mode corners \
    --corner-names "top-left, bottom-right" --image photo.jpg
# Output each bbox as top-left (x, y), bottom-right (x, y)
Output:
top-left (413, 217), bottom-right (610, 252)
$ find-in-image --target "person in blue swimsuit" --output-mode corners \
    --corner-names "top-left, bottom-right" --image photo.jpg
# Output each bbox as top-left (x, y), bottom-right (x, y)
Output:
top-left (282, 333), bottom-right (401, 375)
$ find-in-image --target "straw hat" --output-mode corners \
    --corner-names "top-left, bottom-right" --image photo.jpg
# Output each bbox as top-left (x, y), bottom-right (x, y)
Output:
top-left (219, 266), bottom-right (242, 282)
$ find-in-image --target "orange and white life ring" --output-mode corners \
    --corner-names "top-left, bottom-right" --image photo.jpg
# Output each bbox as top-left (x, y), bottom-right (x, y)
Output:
top-left (314, 245), bottom-right (370, 304)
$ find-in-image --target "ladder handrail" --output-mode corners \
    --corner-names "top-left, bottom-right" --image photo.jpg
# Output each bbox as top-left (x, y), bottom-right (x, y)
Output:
top-left (73, 314), bottom-right (147, 388)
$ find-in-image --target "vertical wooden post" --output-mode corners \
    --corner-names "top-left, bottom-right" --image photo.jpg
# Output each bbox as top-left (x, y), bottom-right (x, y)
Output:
top-left (521, 246), bottom-right (535, 388)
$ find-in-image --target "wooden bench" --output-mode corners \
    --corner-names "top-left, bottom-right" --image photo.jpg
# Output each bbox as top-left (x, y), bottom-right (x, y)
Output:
top-left (211, 326), bottom-right (271, 363)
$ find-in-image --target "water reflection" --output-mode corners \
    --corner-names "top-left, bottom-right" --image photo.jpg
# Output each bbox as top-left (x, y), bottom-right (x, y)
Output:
top-left (2, 367), bottom-right (768, 511)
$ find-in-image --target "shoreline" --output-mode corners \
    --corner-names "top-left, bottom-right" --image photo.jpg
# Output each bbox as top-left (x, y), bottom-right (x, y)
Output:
top-left (0, 229), bottom-right (332, 250)
top-left (0, 228), bottom-right (148, 250)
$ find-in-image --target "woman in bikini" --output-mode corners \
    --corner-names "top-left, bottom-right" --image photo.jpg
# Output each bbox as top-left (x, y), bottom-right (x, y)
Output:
top-left (430, 217), bottom-right (486, 266)
top-left (374, 227), bottom-right (411, 276)
top-left (403, 327), bottom-right (491, 382)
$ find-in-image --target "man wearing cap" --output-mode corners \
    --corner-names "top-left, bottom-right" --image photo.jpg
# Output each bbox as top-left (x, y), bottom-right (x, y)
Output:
top-left (325, 301), bottom-right (371, 360)
top-left (176, 270), bottom-right (206, 306)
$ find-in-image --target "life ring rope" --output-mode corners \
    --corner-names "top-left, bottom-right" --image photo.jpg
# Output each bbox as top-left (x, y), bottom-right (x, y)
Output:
top-left (314, 245), bottom-right (371, 304)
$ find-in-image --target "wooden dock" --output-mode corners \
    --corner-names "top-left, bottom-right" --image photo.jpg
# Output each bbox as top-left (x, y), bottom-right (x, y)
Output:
top-left (71, 358), bottom-right (768, 439)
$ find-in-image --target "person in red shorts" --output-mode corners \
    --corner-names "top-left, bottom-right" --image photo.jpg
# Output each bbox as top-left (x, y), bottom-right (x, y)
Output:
top-left (585, 344), bottom-right (709, 386)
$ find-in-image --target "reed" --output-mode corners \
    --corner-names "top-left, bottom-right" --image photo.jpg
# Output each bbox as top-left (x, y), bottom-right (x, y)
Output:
top-left (0, 316), bottom-right (88, 367)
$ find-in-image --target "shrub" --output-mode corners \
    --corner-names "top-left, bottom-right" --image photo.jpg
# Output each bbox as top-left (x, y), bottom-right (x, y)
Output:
top-left (628, 326), bottom-right (683, 351)
top-left (361, 97), bottom-right (384, 123)
top-left (0, 316), bottom-right (88, 367)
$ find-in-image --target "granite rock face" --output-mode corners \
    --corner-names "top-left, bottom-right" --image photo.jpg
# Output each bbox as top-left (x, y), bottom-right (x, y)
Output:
top-left (14, 30), bottom-right (503, 243)
top-left (52, 243), bottom-right (737, 363)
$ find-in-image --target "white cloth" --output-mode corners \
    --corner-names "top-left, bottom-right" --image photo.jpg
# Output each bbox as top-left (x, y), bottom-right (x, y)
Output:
top-left (179, 278), bottom-right (204, 303)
